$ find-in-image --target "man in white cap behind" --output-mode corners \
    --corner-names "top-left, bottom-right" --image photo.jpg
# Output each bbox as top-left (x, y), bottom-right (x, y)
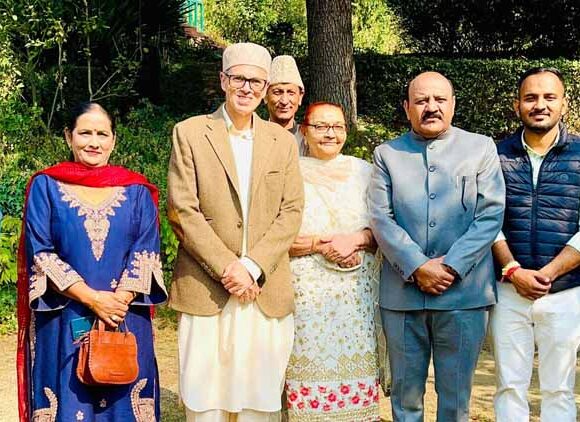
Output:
top-left (264, 55), bottom-right (307, 155)
top-left (167, 42), bottom-right (304, 422)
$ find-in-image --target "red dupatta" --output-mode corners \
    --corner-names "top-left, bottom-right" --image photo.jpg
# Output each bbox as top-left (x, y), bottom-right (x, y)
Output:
top-left (16, 162), bottom-right (159, 422)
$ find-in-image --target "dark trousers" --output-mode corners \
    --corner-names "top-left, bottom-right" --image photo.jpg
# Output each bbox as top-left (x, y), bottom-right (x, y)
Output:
top-left (381, 308), bottom-right (488, 422)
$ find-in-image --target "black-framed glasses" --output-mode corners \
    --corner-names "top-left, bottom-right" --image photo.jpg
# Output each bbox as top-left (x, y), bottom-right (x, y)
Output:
top-left (224, 73), bottom-right (268, 92)
top-left (305, 123), bottom-right (347, 134)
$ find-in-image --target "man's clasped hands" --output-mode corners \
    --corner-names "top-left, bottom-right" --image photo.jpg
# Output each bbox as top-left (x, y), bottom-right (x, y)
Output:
top-left (412, 256), bottom-right (459, 296)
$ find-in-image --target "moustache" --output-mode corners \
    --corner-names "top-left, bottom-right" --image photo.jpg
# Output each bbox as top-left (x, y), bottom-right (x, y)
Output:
top-left (421, 112), bottom-right (442, 122)
top-left (530, 111), bottom-right (550, 117)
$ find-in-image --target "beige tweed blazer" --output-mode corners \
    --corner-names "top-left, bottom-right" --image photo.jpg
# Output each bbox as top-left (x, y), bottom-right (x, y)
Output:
top-left (167, 106), bottom-right (304, 318)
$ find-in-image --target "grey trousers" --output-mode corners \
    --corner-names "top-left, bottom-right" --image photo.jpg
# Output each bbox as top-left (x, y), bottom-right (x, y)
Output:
top-left (381, 308), bottom-right (488, 422)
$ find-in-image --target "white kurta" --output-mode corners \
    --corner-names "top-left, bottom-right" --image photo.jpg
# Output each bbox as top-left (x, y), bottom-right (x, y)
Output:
top-left (178, 108), bottom-right (294, 413)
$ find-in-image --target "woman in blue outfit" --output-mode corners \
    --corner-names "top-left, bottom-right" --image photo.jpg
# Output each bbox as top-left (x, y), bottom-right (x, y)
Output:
top-left (16, 102), bottom-right (167, 421)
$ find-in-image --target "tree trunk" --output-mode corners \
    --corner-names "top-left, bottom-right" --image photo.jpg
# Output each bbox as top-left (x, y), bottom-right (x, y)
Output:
top-left (306, 0), bottom-right (357, 128)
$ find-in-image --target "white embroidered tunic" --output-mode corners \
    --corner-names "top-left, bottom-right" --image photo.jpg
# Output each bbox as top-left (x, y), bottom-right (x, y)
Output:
top-left (285, 155), bottom-right (381, 422)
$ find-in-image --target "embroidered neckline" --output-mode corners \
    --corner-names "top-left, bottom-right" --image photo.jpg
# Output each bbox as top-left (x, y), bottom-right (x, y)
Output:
top-left (58, 183), bottom-right (125, 209)
top-left (58, 182), bottom-right (127, 261)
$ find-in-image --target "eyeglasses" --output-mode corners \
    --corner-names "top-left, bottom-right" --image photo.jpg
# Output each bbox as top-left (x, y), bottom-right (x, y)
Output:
top-left (305, 123), bottom-right (347, 134)
top-left (224, 73), bottom-right (268, 92)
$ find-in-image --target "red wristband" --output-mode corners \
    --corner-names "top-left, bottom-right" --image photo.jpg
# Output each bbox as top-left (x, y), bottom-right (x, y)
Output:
top-left (503, 265), bottom-right (521, 282)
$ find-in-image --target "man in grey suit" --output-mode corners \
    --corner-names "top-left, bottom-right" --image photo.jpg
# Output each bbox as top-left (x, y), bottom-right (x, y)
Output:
top-left (368, 71), bottom-right (505, 421)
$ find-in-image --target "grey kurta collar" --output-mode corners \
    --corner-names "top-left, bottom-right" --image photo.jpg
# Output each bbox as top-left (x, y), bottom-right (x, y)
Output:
top-left (408, 126), bottom-right (455, 150)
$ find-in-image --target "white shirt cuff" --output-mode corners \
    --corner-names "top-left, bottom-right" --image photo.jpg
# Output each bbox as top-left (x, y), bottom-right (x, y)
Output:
top-left (566, 232), bottom-right (580, 252)
top-left (240, 257), bottom-right (262, 282)
top-left (494, 230), bottom-right (507, 244)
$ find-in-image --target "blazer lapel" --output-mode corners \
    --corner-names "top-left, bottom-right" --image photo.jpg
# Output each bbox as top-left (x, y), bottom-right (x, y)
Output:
top-left (204, 107), bottom-right (241, 200)
top-left (251, 116), bottom-right (275, 198)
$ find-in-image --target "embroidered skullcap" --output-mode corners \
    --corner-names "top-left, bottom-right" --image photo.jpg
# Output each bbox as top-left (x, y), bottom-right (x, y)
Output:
top-left (270, 55), bottom-right (304, 90)
top-left (222, 42), bottom-right (272, 76)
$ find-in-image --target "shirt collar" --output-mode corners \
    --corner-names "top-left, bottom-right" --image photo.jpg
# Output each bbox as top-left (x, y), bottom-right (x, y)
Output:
top-left (289, 120), bottom-right (300, 135)
top-left (521, 130), bottom-right (560, 158)
top-left (223, 105), bottom-right (255, 141)
top-left (268, 117), bottom-right (299, 134)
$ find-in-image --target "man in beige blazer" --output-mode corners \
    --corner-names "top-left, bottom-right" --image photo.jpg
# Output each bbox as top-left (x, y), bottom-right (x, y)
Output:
top-left (167, 42), bottom-right (304, 422)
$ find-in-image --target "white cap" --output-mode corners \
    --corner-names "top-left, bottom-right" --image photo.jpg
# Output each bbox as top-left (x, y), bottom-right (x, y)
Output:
top-left (270, 55), bottom-right (304, 90)
top-left (222, 42), bottom-right (272, 76)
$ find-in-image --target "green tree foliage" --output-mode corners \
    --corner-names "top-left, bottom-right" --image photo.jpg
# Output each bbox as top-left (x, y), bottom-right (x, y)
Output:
top-left (204, 0), bottom-right (307, 55)
top-left (0, 0), bottom-right (185, 132)
top-left (387, 0), bottom-right (580, 57)
top-left (352, 0), bottom-right (407, 54)
top-left (0, 25), bottom-right (21, 100)
top-left (203, 0), bottom-right (406, 55)
top-left (0, 0), bottom-right (68, 106)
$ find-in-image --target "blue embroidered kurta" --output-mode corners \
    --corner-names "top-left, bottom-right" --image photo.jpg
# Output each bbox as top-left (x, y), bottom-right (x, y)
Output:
top-left (25, 175), bottom-right (167, 422)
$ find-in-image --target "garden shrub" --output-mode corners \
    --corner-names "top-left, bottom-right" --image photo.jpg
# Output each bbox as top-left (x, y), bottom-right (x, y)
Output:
top-left (114, 101), bottom-right (178, 198)
top-left (356, 54), bottom-right (580, 142)
top-left (0, 216), bottom-right (20, 333)
top-left (387, 0), bottom-right (580, 58)
top-left (0, 154), bottom-right (31, 217)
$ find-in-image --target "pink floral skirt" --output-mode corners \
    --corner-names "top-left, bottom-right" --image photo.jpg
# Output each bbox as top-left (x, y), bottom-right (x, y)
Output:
top-left (285, 376), bottom-right (380, 421)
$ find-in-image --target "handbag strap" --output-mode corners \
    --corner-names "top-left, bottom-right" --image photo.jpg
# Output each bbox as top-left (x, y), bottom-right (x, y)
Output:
top-left (94, 318), bottom-right (131, 334)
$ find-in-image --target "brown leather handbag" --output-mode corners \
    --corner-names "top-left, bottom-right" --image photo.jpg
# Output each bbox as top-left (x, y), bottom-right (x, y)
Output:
top-left (77, 319), bottom-right (139, 385)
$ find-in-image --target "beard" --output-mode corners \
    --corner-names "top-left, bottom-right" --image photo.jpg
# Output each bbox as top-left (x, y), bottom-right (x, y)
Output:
top-left (521, 111), bottom-right (561, 134)
top-left (523, 118), bottom-right (559, 134)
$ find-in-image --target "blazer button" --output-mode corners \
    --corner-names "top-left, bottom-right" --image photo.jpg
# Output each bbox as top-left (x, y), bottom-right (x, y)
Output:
top-left (429, 193), bottom-right (437, 199)
top-left (237, 221), bottom-right (242, 228)
top-left (429, 221), bottom-right (436, 228)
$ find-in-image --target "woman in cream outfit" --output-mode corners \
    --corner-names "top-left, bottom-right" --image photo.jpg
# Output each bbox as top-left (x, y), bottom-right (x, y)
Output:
top-left (284, 102), bottom-right (381, 422)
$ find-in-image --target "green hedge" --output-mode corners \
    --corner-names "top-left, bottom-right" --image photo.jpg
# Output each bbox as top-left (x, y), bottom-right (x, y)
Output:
top-left (0, 216), bottom-right (20, 333)
top-left (356, 55), bottom-right (580, 142)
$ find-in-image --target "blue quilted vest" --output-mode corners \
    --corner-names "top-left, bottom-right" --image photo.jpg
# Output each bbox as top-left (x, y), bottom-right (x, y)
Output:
top-left (497, 124), bottom-right (580, 293)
